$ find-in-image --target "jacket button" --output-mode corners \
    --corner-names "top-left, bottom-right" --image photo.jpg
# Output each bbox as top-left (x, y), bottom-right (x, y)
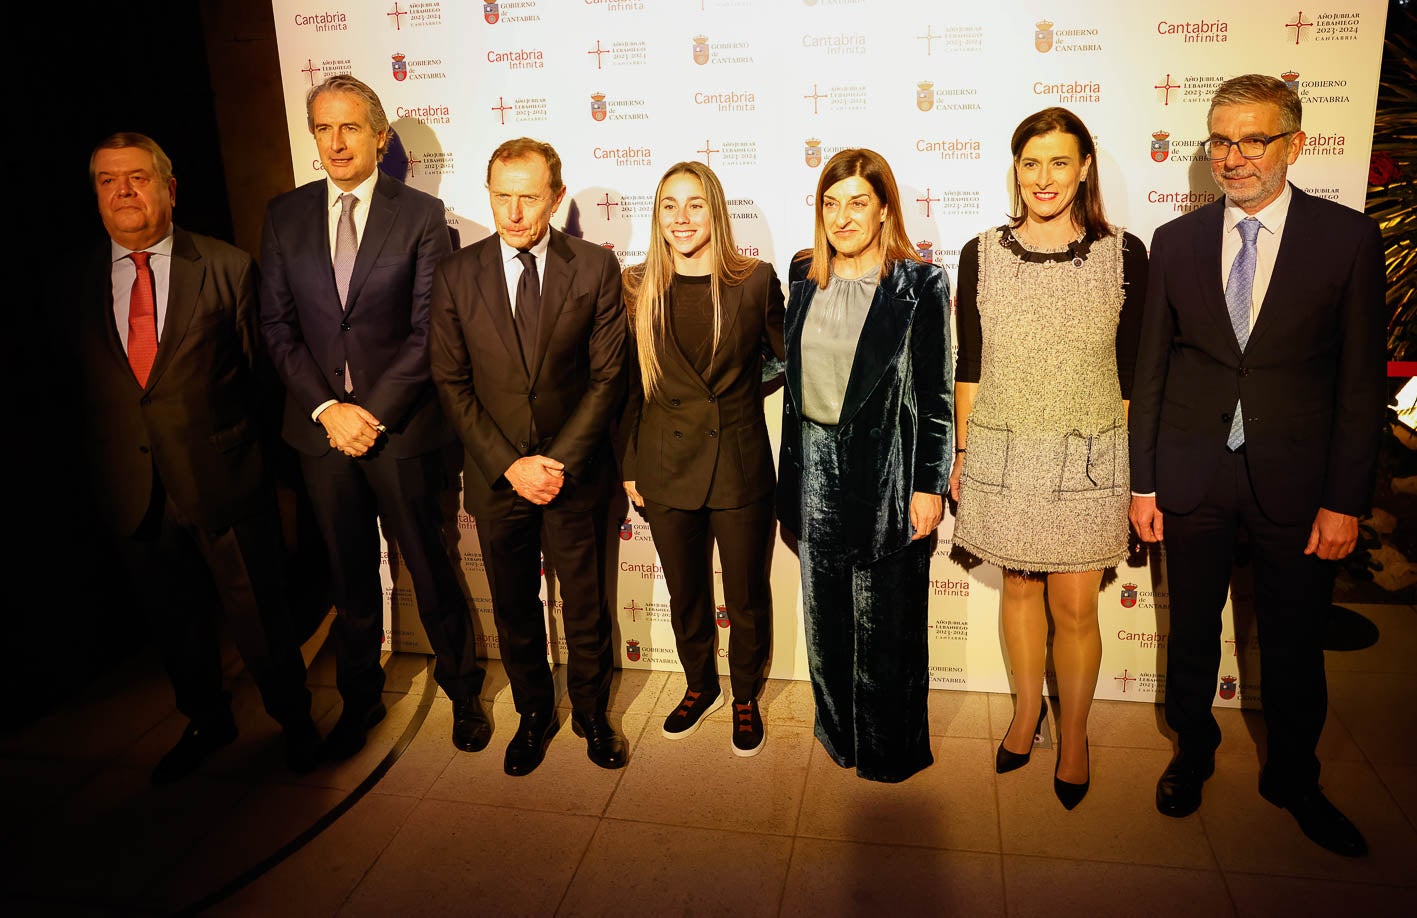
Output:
top-left (519, 440), bottom-right (529, 450)
top-left (708, 429), bottom-right (718, 438)
top-left (1220, 412), bottom-right (1231, 423)
top-left (674, 430), bottom-right (683, 438)
top-left (139, 445), bottom-right (150, 454)
top-left (869, 427), bottom-right (882, 440)
top-left (670, 398), bottom-right (681, 407)
top-left (340, 321), bottom-right (350, 331)
top-left (140, 396), bottom-right (151, 406)
top-left (707, 395), bottom-right (716, 403)
top-left (1240, 368), bottom-right (1250, 377)
top-left (529, 392), bottom-right (538, 402)
top-left (334, 367), bottom-right (344, 377)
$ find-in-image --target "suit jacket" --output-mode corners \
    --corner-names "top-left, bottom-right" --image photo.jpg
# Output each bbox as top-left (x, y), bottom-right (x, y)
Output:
top-left (777, 256), bottom-right (954, 561)
top-left (430, 228), bottom-right (627, 517)
top-left (1129, 184), bottom-right (1387, 524)
top-left (621, 261), bottom-right (786, 510)
top-left (76, 226), bottom-right (272, 535)
top-left (258, 172), bottom-right (454, 458)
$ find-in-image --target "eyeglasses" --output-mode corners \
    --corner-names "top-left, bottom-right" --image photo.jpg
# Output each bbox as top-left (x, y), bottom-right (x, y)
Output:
top-left (1202, 132), bottom-right (1293, 161)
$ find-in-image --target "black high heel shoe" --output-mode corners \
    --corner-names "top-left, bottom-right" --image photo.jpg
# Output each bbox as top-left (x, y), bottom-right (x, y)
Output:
top-left (995, 698), bottom-right (1047, 774)
top-left (1054, 738), bottom-right (1090, 810)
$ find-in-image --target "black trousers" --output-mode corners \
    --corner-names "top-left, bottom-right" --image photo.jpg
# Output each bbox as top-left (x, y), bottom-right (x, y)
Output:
top-left (301, 447), bottom-right (484, 709)
top-left (120, 480), bottom-right (311, 729)
top-left (641, 495), bottom-right (774, 701)
top-left (476, 491), bottom-right (614, 716)
top-left (1162, 447), bottom-right (1334, 801)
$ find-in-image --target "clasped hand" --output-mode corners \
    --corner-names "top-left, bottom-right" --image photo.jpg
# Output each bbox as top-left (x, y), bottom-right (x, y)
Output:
top-left (507, 455), bottom-right (565, 505)
top-left (321, 403), bottom-right (382, 457)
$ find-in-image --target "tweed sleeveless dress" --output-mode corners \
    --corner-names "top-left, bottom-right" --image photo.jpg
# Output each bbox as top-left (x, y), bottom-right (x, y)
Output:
top-left (951, 227), bottom-right (1130, 572)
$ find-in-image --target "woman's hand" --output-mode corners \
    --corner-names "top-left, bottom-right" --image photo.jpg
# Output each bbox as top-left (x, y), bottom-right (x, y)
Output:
top-left (910, 492), bottom-right (943, 540)
top-left (624, 480), bottom-right (644, 508)
top-left (949, 457), bottom-right (963, 502)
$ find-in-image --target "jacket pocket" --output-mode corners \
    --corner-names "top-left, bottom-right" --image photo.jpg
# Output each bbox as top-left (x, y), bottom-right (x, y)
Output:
top-left (209, 419), bottom-right (255, 453)
top-left (1055, 421), bottom-right (1124, 500)
top-left (962, 420), bottom-right (1011, 494)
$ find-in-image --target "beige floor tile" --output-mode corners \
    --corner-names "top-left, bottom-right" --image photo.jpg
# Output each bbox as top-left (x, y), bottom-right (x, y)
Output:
top-left (796, 737), bottom-right (1000, 853)
top-left (1373, 761), bottom-right (1417, 827)
top-left (757, 677), bottom-right (820, 728)
top-left (151, 781), bottom-right (351, 912)
top-left (558, 667), bottom-right (670, 718)
top-left (210, 792), bottom-right (420, 917)
top-left (605, 721), bottom-right (813, 834)
top-left (1200, 754), bottom-right (1417, 885)
top-left (339, 799), bottom-right (597, 916)
top-left (427, 705), bottom-right (646, 817)
top-left (1225, 871), bottom-right (1411, 915)
top-left (21, 765), bottom-right (250, 903)
top-left (996, 746), bottom-right (1216, 869)
top-left (1212, 705), bottom-right (1366, 764)
top-left (1004, 855), bottom-right (1232, 918)
top-left (1323, 604), bottom-right (1417, 674)
top-left (1326, 670), bottom-right (1417, 765)
top-left (1082, 699), bottom-right (1173, 751)
top-left (781, 837), bottom-right (1005, 917)
top-left (378, 696), bottom-right (459, 797)
top-left (276, 689), bottom-right (430, 792)
top-left (561, 819), bottom-right (793, 918)
top-left (929, 690), bottom-right (993, 739)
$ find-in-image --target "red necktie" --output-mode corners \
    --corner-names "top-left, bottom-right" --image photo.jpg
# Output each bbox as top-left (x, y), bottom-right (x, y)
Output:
top-left (127, 251), bottom-right (158, 386)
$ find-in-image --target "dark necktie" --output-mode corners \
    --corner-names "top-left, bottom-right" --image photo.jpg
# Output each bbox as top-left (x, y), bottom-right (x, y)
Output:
top-left (127, 251), bottom-right (158, 386)
top-left (1225, 216), bottom-right (1261, 450)
top-left (515, 250), bottom-right (541, 374)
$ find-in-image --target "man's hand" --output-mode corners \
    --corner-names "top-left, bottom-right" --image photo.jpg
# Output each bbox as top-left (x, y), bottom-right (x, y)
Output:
top-left (320, 403), bottom-right (383, 458)
top-left (910, 492), bottom-right (943, 540)
top-left (506, 455), bottom-right (566, 505)
top-left (1129, 495), bottom-right (1164, 543)
top-left (1305, 508), bottom-right (1359, 560)
top-left (624, 480), bottom-right (644, 508)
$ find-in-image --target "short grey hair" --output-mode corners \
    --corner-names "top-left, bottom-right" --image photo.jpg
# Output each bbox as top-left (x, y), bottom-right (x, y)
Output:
top-left (305, 74), bottom-right (391, 161)
top-left (1208, 73), bottom-right (1302, 134)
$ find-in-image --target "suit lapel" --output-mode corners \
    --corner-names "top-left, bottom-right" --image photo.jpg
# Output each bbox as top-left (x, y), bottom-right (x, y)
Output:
top-left (345, 173), bottom-right (397, 314)
top-left (90, 245), bottom-right (129, 368)
top-left (1192, 202), bottom-right (1241, 358)
top-left (145, 228), bottom-right (203, 389)
top-left (479, 239), bottom-right (526, 380)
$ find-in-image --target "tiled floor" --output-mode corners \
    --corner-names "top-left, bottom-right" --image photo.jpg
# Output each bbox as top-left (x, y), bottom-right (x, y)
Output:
top-left (5, 604), bottom-right (1415, 916)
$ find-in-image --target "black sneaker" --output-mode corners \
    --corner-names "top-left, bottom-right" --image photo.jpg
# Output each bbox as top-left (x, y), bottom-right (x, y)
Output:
top-left (731, 698), bottom-right (764, 757)
top-left (662, 687), bottom-right (723, 739)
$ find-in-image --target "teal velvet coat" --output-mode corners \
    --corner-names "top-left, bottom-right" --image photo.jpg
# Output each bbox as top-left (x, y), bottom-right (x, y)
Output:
top-left (777, 256), bottom-right (954, 561)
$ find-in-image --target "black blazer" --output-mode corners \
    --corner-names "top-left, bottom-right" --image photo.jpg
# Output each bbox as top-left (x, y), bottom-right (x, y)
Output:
top-left (1129, 185), bottom-right (1387, 524)
top-left (620, 262), bottom-right (786, 510)
top-left (777, 256), bottom-right (954, 561)
top-left (430, 228), bottom-right (627, 517)
top-left (76, 227), bottom-right (272, 534)
top-left (258, 172), bottom-right (454, 458)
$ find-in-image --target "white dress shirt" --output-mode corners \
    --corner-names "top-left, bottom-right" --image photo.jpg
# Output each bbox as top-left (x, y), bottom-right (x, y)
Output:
top-left (499, 230), bottom-right (551, 315)
top-left (110, 230), bottom-right (175, 353)
top-left (1221, 181), bottom-right (1292, 332)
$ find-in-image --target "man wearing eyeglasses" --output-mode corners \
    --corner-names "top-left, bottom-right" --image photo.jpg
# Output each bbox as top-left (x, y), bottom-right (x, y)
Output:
top-left (1129, 74), bottom-right (1385, 857)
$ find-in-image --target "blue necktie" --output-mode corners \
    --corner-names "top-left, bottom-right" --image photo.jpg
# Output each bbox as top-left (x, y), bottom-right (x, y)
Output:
top-left (1225, 217), bottom-right (1261, 450)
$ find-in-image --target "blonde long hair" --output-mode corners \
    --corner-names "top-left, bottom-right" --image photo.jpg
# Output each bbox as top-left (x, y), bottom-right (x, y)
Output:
top-left (624, 162), bottom-right (757, 397)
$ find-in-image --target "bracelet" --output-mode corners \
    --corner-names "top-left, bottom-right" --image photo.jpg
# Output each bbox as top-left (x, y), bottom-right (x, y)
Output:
top-left (955, 447), bottom-right (967, 454)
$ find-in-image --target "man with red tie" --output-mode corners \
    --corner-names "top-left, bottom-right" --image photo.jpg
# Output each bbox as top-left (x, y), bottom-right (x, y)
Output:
top-left (74, 133), bottom-right (319, 784)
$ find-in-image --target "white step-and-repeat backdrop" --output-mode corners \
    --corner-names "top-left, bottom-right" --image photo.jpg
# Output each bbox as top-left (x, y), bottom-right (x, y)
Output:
top-left (270, 0), bottom-right (1388, 707)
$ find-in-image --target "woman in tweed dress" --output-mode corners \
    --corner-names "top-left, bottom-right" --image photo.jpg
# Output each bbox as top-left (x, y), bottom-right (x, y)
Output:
top-left (950, 108), bottom-right (1146, 808)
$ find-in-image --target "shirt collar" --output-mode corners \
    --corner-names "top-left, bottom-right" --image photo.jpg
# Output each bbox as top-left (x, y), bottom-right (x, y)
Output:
top-left (499, 228), bottom-right (552, 265)
top-left (326, 171), bottom-right (380, 210)
top-left (110, 227), bottom-right (175, 263)
top-left (1224, 181), bottom-right (1292, 237)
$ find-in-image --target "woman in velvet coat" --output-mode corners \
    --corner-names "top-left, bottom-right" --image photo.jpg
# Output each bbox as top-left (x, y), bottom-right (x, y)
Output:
top-left (778, 148), bottom-right (953, 783)
top-left (621, 162), bottom-right (786, 756)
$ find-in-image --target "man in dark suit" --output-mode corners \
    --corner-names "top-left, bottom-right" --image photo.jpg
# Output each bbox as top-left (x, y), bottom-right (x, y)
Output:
top-left (76, 133), bottom-right (318, 783)
top-left (430, 138), bottom-right (628, 776)
top-left (259, 74), bottom-right (488, 760)
top-left (1130, 74), bottom-right (1386, 857)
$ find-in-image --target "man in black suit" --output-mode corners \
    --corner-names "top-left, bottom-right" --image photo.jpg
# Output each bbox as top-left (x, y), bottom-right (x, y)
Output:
top-left (1130, 74), bottom-right (1386, 856)
top-left (76, 133), bottom-right (318, 783)
top-left (430, 138), bottom-right (628, 776)
top-left (259, 75), bottom-right (489, 759)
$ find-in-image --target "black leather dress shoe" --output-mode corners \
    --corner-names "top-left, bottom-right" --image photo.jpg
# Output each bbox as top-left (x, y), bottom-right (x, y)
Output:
top-left (283, 717), bottom-right (322, 775)
top-left (152, 717), bottom-right (238, 785)
top-left (1156, 750), bottom-right (1215, 817)
top-left (1263, 787), bottom-right (1368, 857)
top-left (452, 698), bottom-right (492, 753)
top-left (504, 709), bottom-right (559, 776)
top-left (321, 701), bottom-right (387, 762)
top-left (571, 711), bottom-right (627, 770)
